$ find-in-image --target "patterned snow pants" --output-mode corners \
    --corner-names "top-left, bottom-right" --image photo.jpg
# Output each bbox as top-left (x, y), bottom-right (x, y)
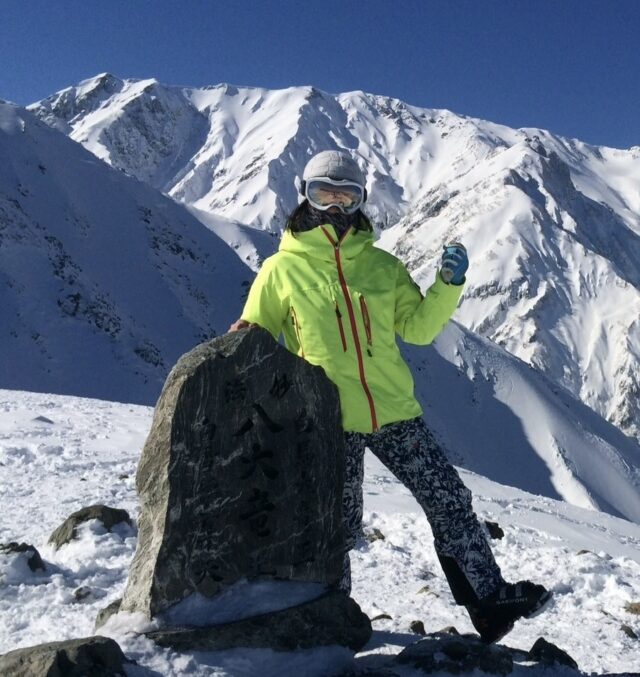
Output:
top-left (340, 416), bottom-right (504, 604)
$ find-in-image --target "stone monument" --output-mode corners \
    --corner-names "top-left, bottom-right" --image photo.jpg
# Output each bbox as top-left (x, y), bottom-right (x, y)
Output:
top-left (115, 328), bottom-right (370, 650)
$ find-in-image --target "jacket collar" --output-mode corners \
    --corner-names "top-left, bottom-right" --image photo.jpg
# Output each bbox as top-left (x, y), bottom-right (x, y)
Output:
top-left (279, 224), bottom-right (374, 261)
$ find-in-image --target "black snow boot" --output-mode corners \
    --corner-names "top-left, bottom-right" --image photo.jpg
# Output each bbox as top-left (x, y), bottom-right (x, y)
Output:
top-left (466, 581), bottom-right (552, 644)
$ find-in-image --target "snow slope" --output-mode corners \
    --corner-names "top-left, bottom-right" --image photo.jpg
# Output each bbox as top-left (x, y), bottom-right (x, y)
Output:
top-left (0, 101), bottom-right (252, 404)
top-left (1, 389), bottom-right (639, 675)
top-left (405, 322), bottom-right (640, 523)
top-left (29, 75), bottom-right (640, 443)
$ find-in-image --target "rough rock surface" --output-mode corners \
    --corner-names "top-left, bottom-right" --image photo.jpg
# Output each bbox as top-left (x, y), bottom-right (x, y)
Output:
top-left (146, 591), bottom-right (371, 652)
top-left (0, 636), bottom-right (130, 677)
top-left (527, 637), bottom-right (579, 670)
top-left (95, 599), bottom-right (122, 630)
top-left (48, 505), bottom-right (132, 549)
top-left (332, 630), bottom-right (584, 676)
top-left (396, 632), bottom-right (514, 675)
top-left (0, 542), bottom-right (46, 572)
top-left (120, 328), bottom-right (345, 618)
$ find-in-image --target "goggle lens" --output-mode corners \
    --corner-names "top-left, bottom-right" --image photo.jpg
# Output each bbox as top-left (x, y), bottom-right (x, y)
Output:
top-left (306, 179), bottom-right (364, 213)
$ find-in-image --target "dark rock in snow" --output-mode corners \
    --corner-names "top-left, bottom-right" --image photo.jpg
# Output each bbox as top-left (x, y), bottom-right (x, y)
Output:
top-left (365, 527), bottom-right (386, 543)
top-left (484, 520), bottom-right (505, 539)
top-left (48, 505), bottom-right (132, 549)
top-left (0, 636), bottom-right (131, 677)
top-left (146, 590), bottom-right (371, 652)
top-left (620, 624), bottom-right (638, 639)
top-left (120, 328), bottom-right (346, 624)
top-left (0, 542), bottom-right (46, 572)
top-left (527, 637), bottom-right (579, 670)
top-left (396, 631), bottom-right (513, 675)
top-left (73, 586), bottom-right (92, 602)
top-left (370, 613), bottom-right (393, 621)
top-left (409, 620), bottom-right (426, 635)
top-left (95, 598), bottom-right (122, 631)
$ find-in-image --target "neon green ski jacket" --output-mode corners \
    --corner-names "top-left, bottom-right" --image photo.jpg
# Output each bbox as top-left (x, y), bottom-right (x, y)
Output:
top-left (241, 223), bottom-right (464, 433)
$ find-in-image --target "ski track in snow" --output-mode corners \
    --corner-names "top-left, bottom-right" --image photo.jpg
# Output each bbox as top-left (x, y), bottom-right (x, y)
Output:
top-left (1, 389), bottom-right (640, 676)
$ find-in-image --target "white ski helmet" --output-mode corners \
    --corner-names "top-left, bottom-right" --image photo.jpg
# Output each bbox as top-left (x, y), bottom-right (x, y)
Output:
top-left (300, 150), bottom-right (367, 213)
top-left (302, 150), bottom-right (365, 186)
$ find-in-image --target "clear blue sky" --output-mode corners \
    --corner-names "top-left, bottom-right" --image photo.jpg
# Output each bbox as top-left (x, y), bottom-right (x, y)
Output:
top-left (2, 0), bottom-right (639, 148)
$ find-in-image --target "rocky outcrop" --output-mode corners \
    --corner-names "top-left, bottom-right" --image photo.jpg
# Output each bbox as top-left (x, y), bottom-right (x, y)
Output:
top-left (0, 542), bottom-right (46, 572)
top-left (48, 505), bottom-right (132, 550)
top-left (337, 630), bottom-right (581, 675)
top-left (396, 632), bottom-right (514, 675)
top-left (0, 636), bottom-right (131, 677)
top-left (119, 328), bottom-right (347, 626)
top-left (147, 591), bottom-right (371, 652)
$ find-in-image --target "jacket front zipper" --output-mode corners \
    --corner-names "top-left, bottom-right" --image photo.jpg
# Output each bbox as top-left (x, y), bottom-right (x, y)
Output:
top-left (321, 226), bottom-right (379, 431)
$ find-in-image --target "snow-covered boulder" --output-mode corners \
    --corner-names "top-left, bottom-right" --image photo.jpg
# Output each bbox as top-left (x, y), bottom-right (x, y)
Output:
top-left (48, 505), bottom-right (132, 550)
top-left (0, 542), bottom-right (46, 583)
top-left (0, 636), bottom-right (131, 677)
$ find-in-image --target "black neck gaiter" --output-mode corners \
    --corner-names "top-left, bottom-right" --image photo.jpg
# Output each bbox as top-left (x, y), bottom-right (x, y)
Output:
top-left (300, 207), bottom-right (357, 238)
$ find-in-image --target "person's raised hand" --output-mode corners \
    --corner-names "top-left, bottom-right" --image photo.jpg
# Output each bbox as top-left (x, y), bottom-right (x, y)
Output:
top-left (440, 242), bottom-right (468, 285)
top-left (228, 319), bottom-right (257, 332)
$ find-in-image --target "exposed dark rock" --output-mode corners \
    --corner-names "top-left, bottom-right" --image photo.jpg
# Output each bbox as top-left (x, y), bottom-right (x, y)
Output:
top-left (527, 637), bottom-right (579, 670)
top-left (95, 599), bottom-right (122, 631)
top-left (418, 568), bottom-right (436, 580)
top-left (146, 591), bottom-right (371, 652)
top-left (336, 668), bottom-right (401, 677)
top-left (409, 620), bottom-right (426, 635)
top-left (625, 601), bottom-right (640, 615)
top-left (48, 505), bottom-right (132, 549)
top-left (371, 613), bottom-right (393, 621)
top-left (484, 520), bottom-right (505, 539)
top-left (620, 624), bottom-right (638, 639)
top-left (73, 586), bottom-right (92, 602)
top-left (0, 636), bottom-right (131, 677)
top-left (365, 528), bottom-right (386, 543)
top-left (0, 542), bottom-right (46, 572)
top-left (396, 632), bottom-right (513, 675)
top-left (120, 328), bottom-right (346, 620)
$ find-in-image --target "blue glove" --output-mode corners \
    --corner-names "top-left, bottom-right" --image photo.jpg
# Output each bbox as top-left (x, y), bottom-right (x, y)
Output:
top-left (440, 242), bottom-right (468, 285)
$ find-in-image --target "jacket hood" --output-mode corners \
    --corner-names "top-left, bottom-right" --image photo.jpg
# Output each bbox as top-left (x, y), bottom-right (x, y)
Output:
top-left (279, 224), bottom-right (374, 261)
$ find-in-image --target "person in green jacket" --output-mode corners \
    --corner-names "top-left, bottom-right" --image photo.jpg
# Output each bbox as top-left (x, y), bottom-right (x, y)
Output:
top-left (230, 150), bottom-right (550, 643)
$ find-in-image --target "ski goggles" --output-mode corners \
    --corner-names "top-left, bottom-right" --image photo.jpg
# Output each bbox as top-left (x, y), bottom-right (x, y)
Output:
top-left (304, 177), bottom-right (365, 214)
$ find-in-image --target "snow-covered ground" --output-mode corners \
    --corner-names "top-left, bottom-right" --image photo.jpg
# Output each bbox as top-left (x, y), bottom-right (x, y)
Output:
top-left (1, 388), bottom-right (639, 675)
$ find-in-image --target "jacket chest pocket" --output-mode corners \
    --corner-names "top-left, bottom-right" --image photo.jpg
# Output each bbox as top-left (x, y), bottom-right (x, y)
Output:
top-left (289, 286), bottom-right (350, 358)
top-left (330, 289), bottom-right (347, 352)
top-left (289, 305), bottom-right (305, 357)
top-left (356, 292), bottom-right (373, 352)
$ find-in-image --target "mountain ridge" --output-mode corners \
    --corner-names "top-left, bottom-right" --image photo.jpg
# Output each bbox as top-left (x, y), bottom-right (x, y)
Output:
top-left (28, 75), bottom-right (640, 444)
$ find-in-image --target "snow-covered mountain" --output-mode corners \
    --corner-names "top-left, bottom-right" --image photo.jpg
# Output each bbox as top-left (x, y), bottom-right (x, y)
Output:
top-left (379, 138), bottom-right (640, 445)
top-left (0, 100), bottom-right (251, 404)
top-left (29, 75), bottom-right (640, 444)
